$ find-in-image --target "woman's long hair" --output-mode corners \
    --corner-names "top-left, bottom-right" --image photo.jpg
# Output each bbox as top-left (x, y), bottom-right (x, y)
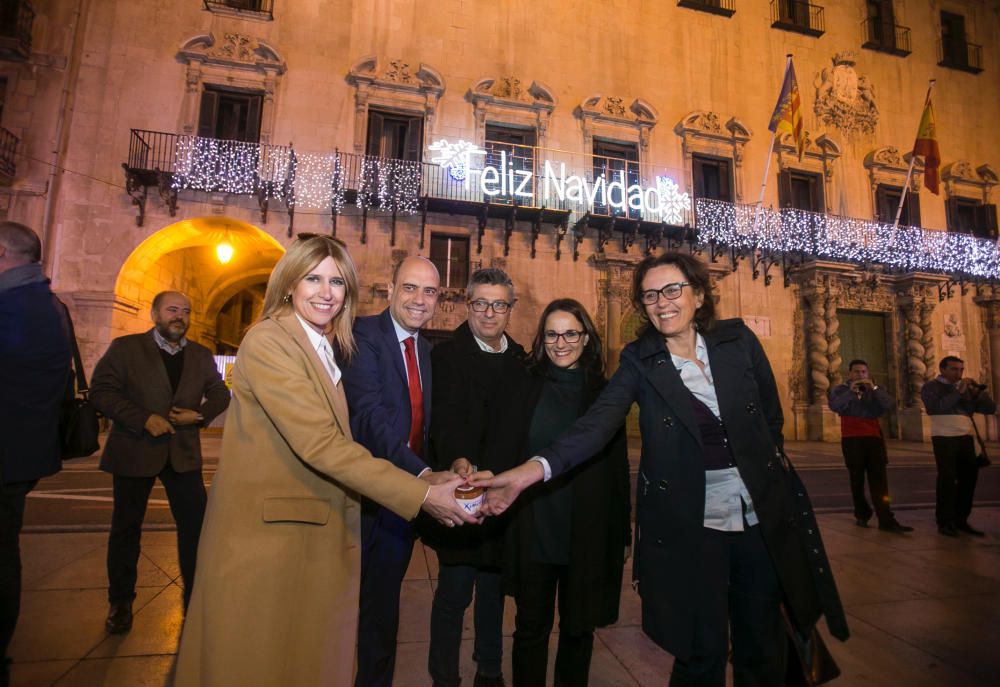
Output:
top-left (529, 298), bottom-right (605, 385)
top-left (259, 235), bottom-right (360, 362)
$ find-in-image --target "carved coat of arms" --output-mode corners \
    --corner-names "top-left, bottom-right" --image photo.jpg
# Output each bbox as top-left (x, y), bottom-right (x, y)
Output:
top-left (814, 52), bottom-right (878, 137)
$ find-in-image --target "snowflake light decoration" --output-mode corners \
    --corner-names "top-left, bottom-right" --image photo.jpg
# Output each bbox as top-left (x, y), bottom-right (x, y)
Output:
top-left (656, 176), bottom-right (692, 225)
top-left (428, 139), bottom-right (486, 182)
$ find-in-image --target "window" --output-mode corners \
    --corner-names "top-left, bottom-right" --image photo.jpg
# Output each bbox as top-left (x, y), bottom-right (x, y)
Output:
top-left (203, 0), bottom-right (274, 20)
top-left (593, 139), bottom-right (640, 218)
top-left (874, 185), bottom-right (920, 227)
top-left (484, 124), bottom-right (536, 204)
top-left (778, 170), bottom-right (824, 212)
top-left (947, 197), bottom-right (998, 240)
top-left (429, 234), bottom-right (470, 289)
top-left (771, 1), bottom-right (824, 37)
top-left (677, 0), bottom-right (735, 18)
top-left (939, 11), bottom-right (982, 73)
top-left (366, 109), bottom-right (423, 160)
top-left (692, 155), bottom-right (733, 202)
top-left (197, 87), bottom-right (263, 142)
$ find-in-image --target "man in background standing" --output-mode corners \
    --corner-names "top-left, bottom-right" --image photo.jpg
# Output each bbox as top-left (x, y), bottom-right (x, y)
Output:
top-left (91, 291), bottom-right (229, 634)
top-left (0, 223), bottom-right (71, 687)
top-left (828, 359), bottom-right (912, 533)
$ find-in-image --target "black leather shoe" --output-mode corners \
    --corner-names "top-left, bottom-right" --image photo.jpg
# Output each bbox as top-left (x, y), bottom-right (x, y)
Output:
top-left (878, 521), bottom-right (914, 533)
top-left (473, 673), bottom-right (506, 687)
top-left (938, 525), bottom-right (958, 537)
top-left (105, 600), bottom-right (133, 634)
top-left (956, 522), bottom-right (986, 537)
top-left (855, 517), bottom-right (870, 528)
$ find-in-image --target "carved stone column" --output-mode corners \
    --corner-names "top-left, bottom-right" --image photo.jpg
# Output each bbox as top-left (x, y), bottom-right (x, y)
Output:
top-left (825, 278), bottom-right (842, 387)
top-left (975, 297), bottom-right (1000, 441)
top-left (894, 274), bottom-right (946, 441)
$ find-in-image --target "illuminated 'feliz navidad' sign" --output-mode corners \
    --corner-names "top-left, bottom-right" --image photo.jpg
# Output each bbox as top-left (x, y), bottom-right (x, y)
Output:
top-left (427, 139), bottom-right (692, 224)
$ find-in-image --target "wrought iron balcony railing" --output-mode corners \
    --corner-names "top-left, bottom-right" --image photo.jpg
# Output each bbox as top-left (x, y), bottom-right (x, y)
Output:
top-left (676, 0), bottom-right (735, 18)
top-left (770, 0), bottom-right (824, 37)
top-left (861, 17), bottom-right (911, 56)
top-left (0, 126), bottom-right (19, 182)
top-left (203, 0), bottom-right (274, 19)
top-left (938, 38), bottom-right (983, 74)
top-left (0, 0), bottom-right (34, 62)
top-left (121, 130), bottom-right (1000, 280)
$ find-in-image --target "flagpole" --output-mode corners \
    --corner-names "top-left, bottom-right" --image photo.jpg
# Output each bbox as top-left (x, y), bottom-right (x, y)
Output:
top-left (893, 79), bottom-right (936, 229)
top-left (753, 54), bottom-right (793, 232)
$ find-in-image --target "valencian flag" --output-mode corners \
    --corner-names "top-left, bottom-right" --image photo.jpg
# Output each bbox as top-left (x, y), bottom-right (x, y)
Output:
top-left (913, 94), bottom-right (941, 195)
top-left (768, 58), bottom-right (805, 160)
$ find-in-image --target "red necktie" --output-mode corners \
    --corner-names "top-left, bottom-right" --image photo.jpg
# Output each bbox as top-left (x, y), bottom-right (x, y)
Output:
top-left (403, 337), bottom-right (424, 457)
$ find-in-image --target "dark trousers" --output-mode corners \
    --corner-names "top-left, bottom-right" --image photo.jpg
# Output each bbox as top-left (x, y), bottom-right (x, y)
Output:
top-left (355, 504), bottom-right (416, 687)
top-left (931, 435), bottom-right (980, 527)
top-left (1, 480), bottom-right (36, 672)
top-left (107, 464), bottom-right (206, 608)
top-left (841, 436), bottom-right (894, 525)
top-left (429, 563), bottom-right (504, 687)
top-left (512, 560), bottom-right (594, 687)
top-left (669, 525), bottom-right (785, 687)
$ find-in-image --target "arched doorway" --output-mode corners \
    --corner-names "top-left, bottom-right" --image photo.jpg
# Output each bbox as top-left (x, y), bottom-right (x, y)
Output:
top-left (112, 217), bottom-right (284, 350)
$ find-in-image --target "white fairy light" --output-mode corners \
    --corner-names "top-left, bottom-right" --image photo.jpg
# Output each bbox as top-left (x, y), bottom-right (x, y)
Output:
top-left (695, 198), bottom-right (1000, 279)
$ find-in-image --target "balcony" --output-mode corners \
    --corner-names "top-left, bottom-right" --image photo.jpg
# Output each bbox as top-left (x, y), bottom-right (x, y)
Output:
top-left (861, 17), bottom-right (911, 57)
top-left (0, 126), bottom-right (18, 184)
top-left (121, 130), bottom-right (1000, 280)
top-left (0, 0), bottom-right (34, 62)
top-left (677, 0), bottom-right (735, 18)
top-left (770, 0), bottom-right (824, 37)
top-left (938, 38), bottom-right (983, 74)
top-left (203, 0), bottom-right (274, 20)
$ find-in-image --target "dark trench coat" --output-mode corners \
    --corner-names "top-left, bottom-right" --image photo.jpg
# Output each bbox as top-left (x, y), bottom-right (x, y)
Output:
top-left (537, 318), bottom-right (849, 660)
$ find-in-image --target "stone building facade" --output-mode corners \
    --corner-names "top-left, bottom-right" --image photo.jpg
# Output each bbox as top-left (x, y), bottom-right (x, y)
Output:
top-left (3, 0), bottom-right (999, 441)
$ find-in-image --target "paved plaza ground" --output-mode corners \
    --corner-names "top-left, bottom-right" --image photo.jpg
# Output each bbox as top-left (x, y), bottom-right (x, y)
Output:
top-left (7, 438), bottom-right (1000, 686)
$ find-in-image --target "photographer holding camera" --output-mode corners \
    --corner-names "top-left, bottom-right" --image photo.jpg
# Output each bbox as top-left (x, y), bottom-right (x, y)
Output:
top-left (921, 356), bottom-right (996, 537)
top-left (829, 360), bottom-right (912, 533)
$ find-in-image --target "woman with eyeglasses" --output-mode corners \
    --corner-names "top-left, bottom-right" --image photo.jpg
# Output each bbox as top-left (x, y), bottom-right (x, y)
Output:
top-left (476, 253), bottom-right (848, 687)
top-left (504, 299), bottom-right (629, 687)
top-left (175, 236), bottom-right (474, 686)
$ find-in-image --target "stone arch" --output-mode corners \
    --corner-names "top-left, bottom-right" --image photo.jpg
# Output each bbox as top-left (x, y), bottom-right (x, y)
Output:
top-left (112, 217), bottom-right (284, 348)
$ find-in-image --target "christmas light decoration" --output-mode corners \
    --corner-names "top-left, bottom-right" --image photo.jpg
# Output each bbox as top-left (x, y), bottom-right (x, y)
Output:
top-left (695, 198), bottom-right (1000, 280)
top-left (216, 241), bottom-right (234, 264)
top-left (172, 137), bottom-right (419, 216)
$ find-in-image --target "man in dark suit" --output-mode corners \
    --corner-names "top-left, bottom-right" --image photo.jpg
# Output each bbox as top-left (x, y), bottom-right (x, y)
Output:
top-left (0, 223), bottom-right (71, 686)
top-left (90, 291), bottom-right (229, 635)
top-left (342, 256), bottom-right (443, 687)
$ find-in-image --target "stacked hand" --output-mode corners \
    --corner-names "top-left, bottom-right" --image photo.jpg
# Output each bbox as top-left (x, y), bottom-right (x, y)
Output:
top-left (470, 461), bottom-right (545, 517)
top-left (420, 473), bottom-right (481, 528)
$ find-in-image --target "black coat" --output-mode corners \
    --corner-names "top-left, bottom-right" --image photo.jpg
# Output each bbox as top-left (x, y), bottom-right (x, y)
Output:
top-left (538, 319), bottom-right (849, 660)
top-left (503, 370), bottom-right (630, 633)
top-left (425, 322), bottom-right (530, 567)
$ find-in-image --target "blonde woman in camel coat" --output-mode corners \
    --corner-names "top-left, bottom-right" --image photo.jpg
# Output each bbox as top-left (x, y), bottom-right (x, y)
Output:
top-left (175, 236), bottom-right (474, 686)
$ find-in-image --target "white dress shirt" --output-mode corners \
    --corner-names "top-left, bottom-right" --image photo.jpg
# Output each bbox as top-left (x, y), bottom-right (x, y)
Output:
top-left (295, 315), bottom-right (341, 386)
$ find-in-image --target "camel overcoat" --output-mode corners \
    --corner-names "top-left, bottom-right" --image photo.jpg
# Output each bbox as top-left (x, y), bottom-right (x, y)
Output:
top-left (174, 313), bottom-right (428, 687)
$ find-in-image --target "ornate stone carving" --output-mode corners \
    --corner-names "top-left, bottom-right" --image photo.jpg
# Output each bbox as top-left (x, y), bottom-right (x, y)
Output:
top-left (179, 33), bottom-right (285, 72)
top-left (901, 300), bottom-right (926, 405)
top-left (578, 95), bottom-right (658, 157)
top-left (814, 51), bottom-right (879, 137)
top-left (864, 146), bottom-right (925, 197)
top-left (383, 59), bottom-right (415, 84)
top-left (803, 283), bottom-right (830, 403)
top-left (469, 77), bottom-right (556, 147)
top-left (921, 301), bottom-right (937, 379)
top-left (208, 33), bottom-right (256, 62)
top-left (790, 289), bottom-right (806, 407)
top-left (941, 160), bottom-right (999, 203)
top-left (674, 111), bottom-right (752, 202)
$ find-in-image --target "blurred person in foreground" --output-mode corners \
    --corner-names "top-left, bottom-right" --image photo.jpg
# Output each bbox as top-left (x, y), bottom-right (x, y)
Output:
top-left (174, 235), bottom-right (476, 686)
top-left (0, 223), bottom-right (70, 687)
top-left (474, 252), bottom-right (849, 687)
top-left (505, 298), bottom-right (629, 687)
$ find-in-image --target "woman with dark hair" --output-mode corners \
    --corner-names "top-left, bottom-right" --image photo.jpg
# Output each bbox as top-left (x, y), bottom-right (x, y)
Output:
top-left (505, 299), bottom-right (629, 686)
top-left (478, 253), bottom-right (848, 686)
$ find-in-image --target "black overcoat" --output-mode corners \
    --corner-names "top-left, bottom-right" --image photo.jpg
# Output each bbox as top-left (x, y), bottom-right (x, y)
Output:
top-left (538, 319), bottom-right (849, 660)
top-left (424, 321), bottom-right (530, 567)
top-left (503, 371), bottom-right (630, 633)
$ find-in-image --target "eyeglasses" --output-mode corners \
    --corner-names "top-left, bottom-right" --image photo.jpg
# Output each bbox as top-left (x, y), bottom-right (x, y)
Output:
top-left (296, 232), bottom-right (347, 248)
top-left (639, 281), bottom-right (691, 305)
top-left (468, 299), bottom-right (512, 314)
top-left (543, 330), bottom-right (583, 344)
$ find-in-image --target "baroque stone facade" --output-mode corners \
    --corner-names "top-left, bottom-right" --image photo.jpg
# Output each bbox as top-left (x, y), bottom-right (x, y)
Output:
top-left (4, 0), bottom-right (999, 442)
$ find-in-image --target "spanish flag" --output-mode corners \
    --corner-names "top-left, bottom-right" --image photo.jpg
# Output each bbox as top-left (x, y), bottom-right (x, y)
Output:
top-left (913, 94), bottom-right (941, 195)
top-left (768, 59), bottom-right (805, 161)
